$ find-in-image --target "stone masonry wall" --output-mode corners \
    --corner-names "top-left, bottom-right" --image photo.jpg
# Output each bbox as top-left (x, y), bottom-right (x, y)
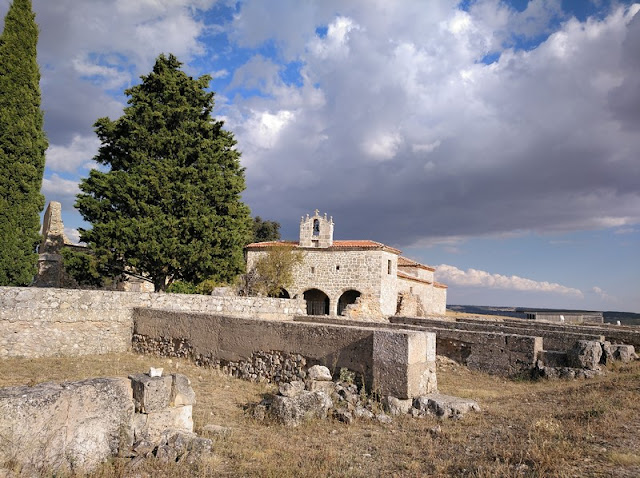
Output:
top-left (247, 248), bottom-right (398, 316)
top-left (0, 287), bottom-right (305, 359)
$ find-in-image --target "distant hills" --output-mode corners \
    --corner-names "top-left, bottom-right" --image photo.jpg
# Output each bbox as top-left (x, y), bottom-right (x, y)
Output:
top-left (448, 305), bottom-right (640, 326)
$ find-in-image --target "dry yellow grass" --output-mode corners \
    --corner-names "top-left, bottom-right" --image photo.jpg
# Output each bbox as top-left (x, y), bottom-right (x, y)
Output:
top-left (1, 353), bottom-right (640, 477)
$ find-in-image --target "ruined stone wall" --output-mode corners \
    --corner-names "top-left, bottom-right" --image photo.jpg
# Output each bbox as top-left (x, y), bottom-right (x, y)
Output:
top-left (133, 309), bottom-right (437, 399)
top-left (247, 248), bottom-right (398, 316)
top-left (0, 287), bottom-right (305, 359)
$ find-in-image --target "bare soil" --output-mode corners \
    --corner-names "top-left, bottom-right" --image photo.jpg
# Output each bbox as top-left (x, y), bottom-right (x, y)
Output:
top-left (1, 353), bottom-right (639, 477)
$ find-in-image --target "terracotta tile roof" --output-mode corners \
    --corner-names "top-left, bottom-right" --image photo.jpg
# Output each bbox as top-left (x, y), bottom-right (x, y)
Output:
top-left (434, 282), bottom-right (448, 289)
top-left (245, 240), bottom-right (401, 254)
top-left (396, 270), bottom-right (433, 285)
top-left (397, 256), bottom-right (436, 272)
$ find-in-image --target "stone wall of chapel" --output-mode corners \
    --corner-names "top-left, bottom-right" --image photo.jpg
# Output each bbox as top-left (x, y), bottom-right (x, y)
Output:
top-left (247, 249), bottom-right (398, 316)
top-left (397, 277), bottom-right (447, 315)
top-left (399, 266), bottom-right (434, 282)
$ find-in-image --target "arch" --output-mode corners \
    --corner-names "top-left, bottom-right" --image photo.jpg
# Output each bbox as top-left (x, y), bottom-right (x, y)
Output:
top-left (303, 288), bottom-right (330, 315)
top-left (338, 289), bottom-right (361, 316)
top-left (278, 289), bottom-right (291, 299)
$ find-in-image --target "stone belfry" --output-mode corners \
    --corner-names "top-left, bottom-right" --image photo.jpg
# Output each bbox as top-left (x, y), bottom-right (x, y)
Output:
top-left (299, 209), bottom-right (334, 248)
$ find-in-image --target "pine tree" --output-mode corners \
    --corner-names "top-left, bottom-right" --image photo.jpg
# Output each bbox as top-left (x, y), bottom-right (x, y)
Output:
top-left (76, 54), bottom-right (252, 292)
top-left (0, 0), bottom-right (48, 286)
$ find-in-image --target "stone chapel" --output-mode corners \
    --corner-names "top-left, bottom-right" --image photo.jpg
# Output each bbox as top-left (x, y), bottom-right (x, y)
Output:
top-left (245, 210), bottom-right (447, 319)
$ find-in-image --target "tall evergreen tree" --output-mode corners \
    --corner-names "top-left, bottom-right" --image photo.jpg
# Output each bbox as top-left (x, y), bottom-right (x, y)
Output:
top-left (76, 54), bottom-right (252, 292)
top-left (0, 0), bottom-right (47, 286)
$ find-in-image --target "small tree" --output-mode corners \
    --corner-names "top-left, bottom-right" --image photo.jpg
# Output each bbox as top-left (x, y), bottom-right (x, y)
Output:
top-left (76, 54), bottom-right (252, 291)
top-left (252, 216), bottom-right (281, 242)
top-left (0, 0), bottom-right (47, 286)
top-left (244, 245), bottom-right (303, 297)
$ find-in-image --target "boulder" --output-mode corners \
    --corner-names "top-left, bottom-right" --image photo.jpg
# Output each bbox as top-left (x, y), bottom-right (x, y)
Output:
top-left (567, 341), bottom-right (602, 370)
top-left (612, 344), bottom-right (637, 363)
top-left (129, 373), bottom-right (172, 413)
top-left (170, 374), bottom-right (196, 407)
top-left (307, 365), bottom-right (332, 381)
top-left (413, 394), bottom-right (480, 419)
top-left (384, 396), bottom-right (413, 416)
top-left (270, 391), bottom-right (333, 426)
top-left (307, 380), bottom-right (336, 395)
top-left (0, 378), bottom-right (134, 473)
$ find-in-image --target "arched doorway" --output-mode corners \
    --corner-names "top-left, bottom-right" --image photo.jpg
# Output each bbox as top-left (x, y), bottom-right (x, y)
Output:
top-left (304, 289), bottom-right (330, 315)
top-left (278, 289), bottom-right (291, 299)
top-left (338, 290), bottom-right (361, 316)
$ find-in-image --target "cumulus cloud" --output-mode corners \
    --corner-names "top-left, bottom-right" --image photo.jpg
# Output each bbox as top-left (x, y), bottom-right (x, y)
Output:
top-left (436, 264), bottom-right (584, 297)
top-left (46, 135), bottom-right (101, 173)
top-left (591, 286), bottom-right (616, 302)
top-left (225, 1), bottom-right (640, 245)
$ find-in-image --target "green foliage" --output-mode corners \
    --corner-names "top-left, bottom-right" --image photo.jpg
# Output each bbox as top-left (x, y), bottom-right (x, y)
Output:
top-left (166, 281), bottom-right (198, 294)
top-left (75, 54), bottom-right (252, 292)
top-left (60, 248), bottom-right (105, 288)
top-left (166, 278), bottom-right (223, 295)
top-left (252, 216), bottom-right (281, 243)
top-left (245, 245), bottom-right (303, 297)
top-left (0, 0), bottom-right (47, 286)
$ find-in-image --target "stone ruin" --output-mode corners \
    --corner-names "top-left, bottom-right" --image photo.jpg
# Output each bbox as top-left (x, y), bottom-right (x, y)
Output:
top-left (251, 365), bottom-right (480, 427)
top-left (0, 370), bottom-right (212, 475)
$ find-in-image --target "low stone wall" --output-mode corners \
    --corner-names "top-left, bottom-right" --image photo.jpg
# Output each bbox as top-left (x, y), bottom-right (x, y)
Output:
top-left (0, 372), bottom-right (202, 474)
top-left (470, 318), bottom-right (640, 350)
top-left (0, 287), bottom-right (305, 359)
top-left (295, 316), bottom-right (542, 377)
top-left (392, 316), bottom-right (604, 352)
top-left (133, 309), bottom-right (437, 399)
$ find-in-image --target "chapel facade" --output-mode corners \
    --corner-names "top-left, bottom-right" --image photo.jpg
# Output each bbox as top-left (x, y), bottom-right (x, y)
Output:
top-left (245, 210), bottom-right (447, 318)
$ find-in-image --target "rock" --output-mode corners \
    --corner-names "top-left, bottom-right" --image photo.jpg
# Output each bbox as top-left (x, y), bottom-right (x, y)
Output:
top-left (278, 380), bottom-right (305, 397)
top-left (270, 390), bottom-right (333, 427)
top-left (133, 405), bottom-right (193, 441)
top-left (129, 373), bottom-right (173, 413)
top-left (0, 378), bottom-right (134, 473)
top-left (307, 365), bottom-right (332, 381)
top-left (170, 374), bottom-right (195, 407)
top-left (567, 341), bottom-right (602, 370)
top-left (307, 380), bottom-right (336, 395)
top-left (354, 406), bottom-right (374, 419)
top-left (384, 396), bottom-right (413, 416)
top-left (132, 439), bottom-right (155, 457)
top-left (155, 444), bottom-right (178, 463)
top-left (612, 344), bottom-right (637, 363)
top-left (414, 394), bottom-right (480, 419)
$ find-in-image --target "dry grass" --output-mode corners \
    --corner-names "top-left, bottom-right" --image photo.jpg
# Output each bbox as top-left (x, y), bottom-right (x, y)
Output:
top-left (1, 354), bottom-right (640, 477)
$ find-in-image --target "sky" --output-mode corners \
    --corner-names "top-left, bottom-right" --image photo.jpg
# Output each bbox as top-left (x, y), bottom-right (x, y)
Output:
top-left (1, 0), bottom-right (639, 312)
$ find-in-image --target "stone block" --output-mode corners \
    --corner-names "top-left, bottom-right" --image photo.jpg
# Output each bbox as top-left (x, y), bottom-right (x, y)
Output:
top-left (129, 373), bottom-right (172, 413)
top-left (270, 391), bottom-right (333, 427)
top-left (170, 374), bottom-right (195, 406)
top-left (567, 341), bottom-right (602, 370)
top-left (372, 330), bottom-right (435, 399)
top-left (133, 405), bottom-right (193, 441)
top-left (612, 344), bottom-right (637, 363)
top-left (307, 365), bottom-right (332, 381)
top-left (0, 378), bottom-right (134, 473)
top-left (413, 394), bottom-right (481, 419)
top-left (307, 380), bottom-right (336, 395)
top-left (384, 396), bottom-right (412, 416)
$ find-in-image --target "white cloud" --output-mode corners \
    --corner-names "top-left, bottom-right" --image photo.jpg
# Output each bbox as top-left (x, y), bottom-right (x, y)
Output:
top-left (436, 264), bottom-right (584, 297)
top-left (591, 286), bottom-right (616, 302)
top-left (46, 135), bottom-right (101, 173)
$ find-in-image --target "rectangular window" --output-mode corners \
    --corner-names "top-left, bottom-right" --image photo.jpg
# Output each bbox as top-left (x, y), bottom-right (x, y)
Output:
top-left (336, 265), bottom-right (340, 271)
top-left (387, 260), bottom-right (392, 275)
top-left (311, 266), bottom-right (315, 274)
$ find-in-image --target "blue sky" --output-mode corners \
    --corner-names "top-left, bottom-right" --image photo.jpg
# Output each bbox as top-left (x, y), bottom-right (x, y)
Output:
top-left (2, 0), bottom-right (639, 312)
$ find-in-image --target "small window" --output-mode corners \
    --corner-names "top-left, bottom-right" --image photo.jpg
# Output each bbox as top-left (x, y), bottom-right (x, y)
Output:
top-left (387, 260), bottom-right (392, 275)
top-left (336, 265), bottom-right (340, 271)
top-left (313, 219), bottom-right (320, 236)
top-left (311, 266), bottom-right (315, 274)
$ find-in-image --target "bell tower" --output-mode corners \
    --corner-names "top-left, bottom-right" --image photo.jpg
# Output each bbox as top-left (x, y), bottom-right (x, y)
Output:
top-left (299, 209), bottom-right (334, 248)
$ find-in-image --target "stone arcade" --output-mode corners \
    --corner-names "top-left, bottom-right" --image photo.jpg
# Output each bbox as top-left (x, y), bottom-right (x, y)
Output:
top-left (245, 210), bottom-right (447, 318)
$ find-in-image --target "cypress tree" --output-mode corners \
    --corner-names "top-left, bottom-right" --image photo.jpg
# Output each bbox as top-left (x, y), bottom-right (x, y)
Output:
top-left (0, 0), bottom-right (48, 286)
top-left (76, 54), bottom-right (252, 291)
